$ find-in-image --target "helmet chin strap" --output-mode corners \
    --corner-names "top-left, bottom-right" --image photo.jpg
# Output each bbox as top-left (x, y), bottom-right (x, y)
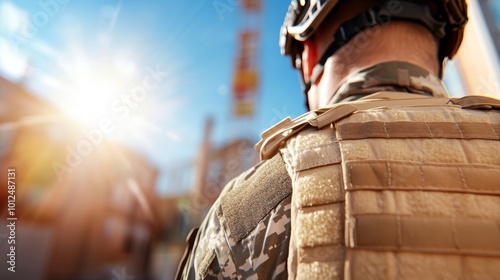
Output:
top-left (302, 0), bottom-right (446, 109)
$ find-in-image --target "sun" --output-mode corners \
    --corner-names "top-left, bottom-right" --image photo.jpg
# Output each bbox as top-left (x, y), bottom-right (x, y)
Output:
top-left (66, 75), bottom-right (121, 126)
top-left (57, 54), bottom-right (137, 127)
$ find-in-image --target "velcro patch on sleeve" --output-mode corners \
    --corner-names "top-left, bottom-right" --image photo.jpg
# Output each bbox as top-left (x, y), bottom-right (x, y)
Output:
top-left (221, 153), bottom-right (292, 242)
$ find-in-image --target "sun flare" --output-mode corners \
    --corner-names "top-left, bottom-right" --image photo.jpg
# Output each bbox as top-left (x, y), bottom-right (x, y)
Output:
top-left (57, 53), bottom-right (138, 127)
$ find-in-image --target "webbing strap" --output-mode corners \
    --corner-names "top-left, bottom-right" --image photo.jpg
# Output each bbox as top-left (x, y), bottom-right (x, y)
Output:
top-left (337, 121), bottom-right (500, 140)
top-left (310, 96), bottom-right (454, 129)
top-left (451, 95), bottom-right (500, 109)
top-left (346, 160), bottom-right (500, 195)
top-left (257, 93), bottom-right (451, 160)
top-left (352, 215), bottom-right (500, 257)
top-left (256, 93), bottom-right (500, 160)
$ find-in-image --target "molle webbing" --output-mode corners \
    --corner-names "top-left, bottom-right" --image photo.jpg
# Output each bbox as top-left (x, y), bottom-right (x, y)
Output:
top-left (337, 121), bottom-right (500, 140)
top-left (257, 92), bottom-right (500, 161)
top-left (279, 94), bottom-right (500, 279)
top-left (281, 128), bottom-right (345, 280)
top-left (352, 215), bottom-right (500, 257)
top-left (346, 161), bottom-right (500, 195)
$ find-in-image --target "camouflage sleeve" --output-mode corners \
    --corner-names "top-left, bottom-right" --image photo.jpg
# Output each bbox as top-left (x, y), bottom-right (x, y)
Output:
top-left (178, 153), bottom-right (293, 280)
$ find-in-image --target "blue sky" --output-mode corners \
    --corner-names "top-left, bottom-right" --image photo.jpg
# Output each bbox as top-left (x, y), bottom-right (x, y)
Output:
top-left (0, 0), bottom-right (307, 193)
top-left (3, 1), bottom-right (500, 194)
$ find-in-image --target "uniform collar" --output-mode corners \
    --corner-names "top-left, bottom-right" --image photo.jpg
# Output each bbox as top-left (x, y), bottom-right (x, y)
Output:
top-left (328, 61), bottom-right (449, 104)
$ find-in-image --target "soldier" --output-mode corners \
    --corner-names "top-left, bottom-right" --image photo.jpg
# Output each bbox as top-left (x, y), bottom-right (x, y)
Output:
top-left (178, 0), bottom-right (500, 279)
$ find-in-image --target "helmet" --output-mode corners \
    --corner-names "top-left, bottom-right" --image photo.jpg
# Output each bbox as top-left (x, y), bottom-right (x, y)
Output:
top-left (280, 0), bottom-right (468, 98)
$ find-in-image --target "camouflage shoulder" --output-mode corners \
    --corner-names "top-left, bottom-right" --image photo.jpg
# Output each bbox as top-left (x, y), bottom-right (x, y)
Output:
top-left (179, 153), bottom-right (292, 279)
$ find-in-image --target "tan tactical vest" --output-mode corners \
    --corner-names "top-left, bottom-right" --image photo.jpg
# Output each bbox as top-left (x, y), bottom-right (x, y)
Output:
top-left (256, 92), bottom-right (500, 280)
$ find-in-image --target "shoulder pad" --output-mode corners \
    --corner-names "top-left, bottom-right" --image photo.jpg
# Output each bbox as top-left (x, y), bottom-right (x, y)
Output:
top-left (255, 92), bottom-right (497, 160)
top-left (220, 153), bottom-right (292, 243)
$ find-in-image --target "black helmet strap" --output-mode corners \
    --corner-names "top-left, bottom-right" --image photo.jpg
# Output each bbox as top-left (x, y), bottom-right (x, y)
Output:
top-left (302, 0), bottom-right (447, 109)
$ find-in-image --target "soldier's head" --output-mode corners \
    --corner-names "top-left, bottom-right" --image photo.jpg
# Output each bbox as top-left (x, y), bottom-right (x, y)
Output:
top-left (280, 0), bottom-right (468, 109)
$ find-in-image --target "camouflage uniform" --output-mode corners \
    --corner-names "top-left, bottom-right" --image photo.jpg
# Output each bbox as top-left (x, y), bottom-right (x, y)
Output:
top-left (177, 61), bottom-right (499, 279)
top-left (179, 154), bottom-right (292, 279)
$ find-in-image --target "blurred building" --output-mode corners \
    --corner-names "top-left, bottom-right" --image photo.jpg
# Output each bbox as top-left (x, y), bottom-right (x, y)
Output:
top-left (152, 194), bottom-right (189, 279)
top-left (0, 77), bottom-right (161, 280)
top-left (153, 117), bottom-right (259, 279)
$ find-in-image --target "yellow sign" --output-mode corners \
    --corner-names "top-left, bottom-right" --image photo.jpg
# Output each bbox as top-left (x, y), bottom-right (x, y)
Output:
top-left (233, 69), bottom-right (258, 96)
top-left (234, 101), bottom-right (255, 116)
